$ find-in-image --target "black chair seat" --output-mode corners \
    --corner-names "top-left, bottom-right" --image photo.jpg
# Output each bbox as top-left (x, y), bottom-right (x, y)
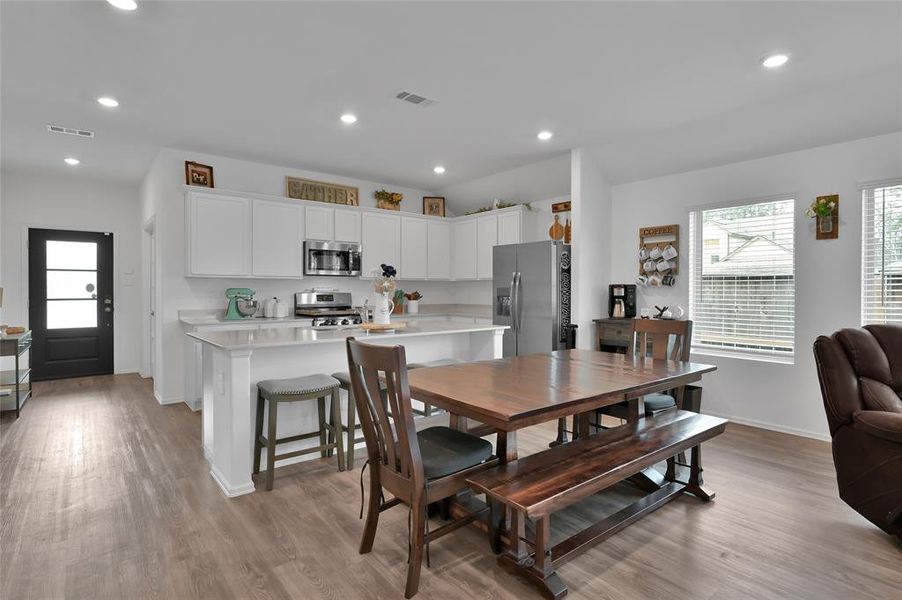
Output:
top-left (644, 393), bottom-right (676, 412)
top-left (417, 426), bottom-right (493, 479)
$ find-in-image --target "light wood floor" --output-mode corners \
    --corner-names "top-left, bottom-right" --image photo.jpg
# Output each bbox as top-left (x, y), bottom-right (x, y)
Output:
top-left (1, 374), bottom-right (899, 600)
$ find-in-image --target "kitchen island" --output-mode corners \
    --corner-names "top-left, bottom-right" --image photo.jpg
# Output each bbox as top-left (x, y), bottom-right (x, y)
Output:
top-left (187, 319), bottom-right (507, 497)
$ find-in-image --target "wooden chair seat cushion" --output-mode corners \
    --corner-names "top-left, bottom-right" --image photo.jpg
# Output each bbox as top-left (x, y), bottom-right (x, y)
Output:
top-left (417, 426), bottom-right (493, 479)
top-left (467, 411), bottom-right (727, 517)
top-left (643, 393), bottom-right (676, 411)
top-left (332, 371), bottom-right (387, 390)
top-left (258, 374), bottom-right (339, 397)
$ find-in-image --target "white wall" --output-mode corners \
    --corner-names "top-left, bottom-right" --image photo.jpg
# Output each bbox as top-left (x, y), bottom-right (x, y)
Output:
top-left (0, 171), bottom-right (142, 374)
top-left (607, 132), bottom-right (902, 439)
top-left (140, 148), bottom-right (451, 405)
top-left (572, 148), bottom-right (612, 349)
top-left (437, 153), bottom-right (571, 216)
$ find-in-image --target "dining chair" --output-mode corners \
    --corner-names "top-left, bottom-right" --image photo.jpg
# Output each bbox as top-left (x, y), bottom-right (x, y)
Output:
top-left (597, 318), bottom-right (694, 424)
top-left (345, 337), bottom-right (501, 598)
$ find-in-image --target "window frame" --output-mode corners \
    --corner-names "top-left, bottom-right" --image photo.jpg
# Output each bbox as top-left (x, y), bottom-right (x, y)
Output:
top-left (688, 194), bottom-right (797, 364)
top-left (861, 178), bottom-right (902, 326)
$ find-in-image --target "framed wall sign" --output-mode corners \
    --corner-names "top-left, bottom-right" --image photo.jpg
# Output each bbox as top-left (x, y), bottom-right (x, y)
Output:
top-left (285, 176), bottom-right (359, 206)
top-left (423, 196), bottom-right (446, 217)
top-left (185, 161), bottom-right (214, 188)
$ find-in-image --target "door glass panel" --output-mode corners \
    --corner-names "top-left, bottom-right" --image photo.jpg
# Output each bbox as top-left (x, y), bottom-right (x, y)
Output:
top-left (47, 271), bottom-right (97, 299)
top-left (47, 300), bottom-right (97, 329)
top-left (46, 241), bottom-right (97, 270)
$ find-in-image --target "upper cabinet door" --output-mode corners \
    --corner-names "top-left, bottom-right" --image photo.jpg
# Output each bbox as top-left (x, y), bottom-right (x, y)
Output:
top-left (188, 193), bottom-right (251, 277)
top-left (476, 214), bottom-right (498, 280)
top-left (334, 208), bottom-right (361, 243)
top-left (361, 212), bottom-right (400, 276)
top-left (305, 205), bottom-right (334, 241)
top-left (452, 219), bottom-right (478, 280)
top-left (401, 216), bottom-right (429, 279)
top-left (427, 220), bottom-right (451, 280)
top-left (497, 210), bottom-right (523, 246)
top-left (252, 200), bottom-right (303, 278)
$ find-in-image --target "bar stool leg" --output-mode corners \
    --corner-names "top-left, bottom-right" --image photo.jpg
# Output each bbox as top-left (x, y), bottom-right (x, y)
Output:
top-left (253, 389), bottom-right (265, 475)
top-left (346, 386), bottom-right (356, 468)
top-left (331, 387), bottom-right (345, 472)
top-left (318, 396), bottom-right (329, 458)
top-left (265, 398), bottom-right (278, 491)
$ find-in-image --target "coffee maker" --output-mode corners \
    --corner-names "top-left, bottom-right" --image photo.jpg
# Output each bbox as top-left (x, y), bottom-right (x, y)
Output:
top-left (609, 284), bottom-right (636, 319)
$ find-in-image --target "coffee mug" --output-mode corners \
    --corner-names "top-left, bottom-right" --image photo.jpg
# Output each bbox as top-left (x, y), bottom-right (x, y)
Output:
top-left (662, 244), bottom-right (678, 261)
top-left (639, 307), bottom-right (651, 319)
top-left (656, 258), bottom-right (671, 272)
top-left (643, 259), bottom-right (657, 273)
top-left (649, 246), bottom-right (663, 260)
top-left (636, 275), bottom-right (649, 286)
top-left (662, 274), bottom-right (676, 287)
top-left (649, 273), bottom-right (663, 287)
top-left (639, 247), bottom-right (649, 261)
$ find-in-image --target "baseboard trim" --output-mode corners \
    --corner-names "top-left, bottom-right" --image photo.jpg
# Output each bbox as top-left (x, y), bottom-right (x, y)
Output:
top-left (115, 369), bottom-right (139, 375)
top-left (706, 411), bottom-right (830, 442)
top-left (185, 398), bottom-right (202, 412)
top-left (154, 391), bottom-right (184, 406)
top-left (210, 465), bottom-right (255, 498)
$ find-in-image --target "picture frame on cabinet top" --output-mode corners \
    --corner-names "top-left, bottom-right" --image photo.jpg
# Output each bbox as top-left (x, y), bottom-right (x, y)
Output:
top-left (423, 196), bottom-right (446, 217)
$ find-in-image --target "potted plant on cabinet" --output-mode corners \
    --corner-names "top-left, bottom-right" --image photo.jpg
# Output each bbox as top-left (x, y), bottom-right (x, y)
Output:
top-left (374, 189), bottom-right (403, 211)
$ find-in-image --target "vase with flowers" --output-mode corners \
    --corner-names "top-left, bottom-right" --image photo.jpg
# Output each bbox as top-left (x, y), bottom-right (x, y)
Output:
top-left (805, 195), bottom-right (837, 235)
top-left (372, 264), bottom-right (397, 324)
top-left (374, 189), bottom-right (404, 211)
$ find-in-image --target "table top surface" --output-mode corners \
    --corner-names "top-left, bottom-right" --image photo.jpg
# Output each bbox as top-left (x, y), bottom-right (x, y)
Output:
top-left (407, 349), bottom-right (716, 430)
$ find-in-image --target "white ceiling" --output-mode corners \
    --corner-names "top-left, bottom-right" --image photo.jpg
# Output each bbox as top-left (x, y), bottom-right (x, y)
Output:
top-left (2, 1), bottom-right (900, 196)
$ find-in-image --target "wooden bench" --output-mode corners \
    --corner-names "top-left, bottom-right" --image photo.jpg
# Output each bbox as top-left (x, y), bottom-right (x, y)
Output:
top-left (467, 410), bottom-right (727, 599)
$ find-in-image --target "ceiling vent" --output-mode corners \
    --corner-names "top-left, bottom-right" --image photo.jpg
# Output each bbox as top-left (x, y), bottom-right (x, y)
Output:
top-left (395, 90), bottom-right (436, 108)
top-left (46, 124), bottom-right (94, 139)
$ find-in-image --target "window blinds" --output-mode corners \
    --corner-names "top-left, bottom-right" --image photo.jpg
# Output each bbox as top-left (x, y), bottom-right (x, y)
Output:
top-left (689, 198), bottom-right (795, 357)
top-left (862, 183), bottom-right (902, 325)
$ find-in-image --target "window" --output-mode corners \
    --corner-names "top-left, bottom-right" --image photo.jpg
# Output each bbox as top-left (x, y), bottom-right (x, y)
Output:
top-left (689, 198), bottom-right (795, 359)
top-left (862, 182), bottom-right (902, 324)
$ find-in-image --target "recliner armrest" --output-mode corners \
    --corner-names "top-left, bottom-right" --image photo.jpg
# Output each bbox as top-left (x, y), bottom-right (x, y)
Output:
top-left (852, 410), bottom-right (902, 443)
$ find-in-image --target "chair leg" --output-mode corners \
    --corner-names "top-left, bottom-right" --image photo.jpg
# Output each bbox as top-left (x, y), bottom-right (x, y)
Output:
top-left (346, 387), bottom-right (356, 468)
top-left (265, 399), bottom-right (278, 491)
top-left (405, 492), bottom-right (426, 599)
top-left (360, 465), bottom-right (381, 554)
top-left (331, 388), bottom-right (345, 472)
top-left (318, 396), bottom-right (329, 458)
top-left (253, 390), bottom-right (265, 475)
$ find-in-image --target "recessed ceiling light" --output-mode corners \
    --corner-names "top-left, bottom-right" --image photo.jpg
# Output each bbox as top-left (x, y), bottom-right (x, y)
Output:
top-left (762, 53), bottom-right (789, 69)
top-left (433, 166), bottom-right (446, 175)
top-left (97, 96), bottom-right (119, 108)
top-left (106, 0), bottom-right (137, 10)
top-left (64, 157), bottom-right (80, 166)
top-left (537, 131), bottom-right (553, 141)
top-left (340, 113), bottom-right (357, 124)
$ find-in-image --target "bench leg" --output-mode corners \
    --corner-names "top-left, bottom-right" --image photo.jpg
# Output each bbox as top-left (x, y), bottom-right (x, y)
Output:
top-left (498, 511), bottom-right (567, 600)
top-left (684, 444), bottom-right (715, 501)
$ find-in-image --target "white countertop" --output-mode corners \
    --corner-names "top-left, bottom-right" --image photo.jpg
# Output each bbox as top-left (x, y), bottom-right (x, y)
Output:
top-left (186, 319), bottom-right (507, 351)
top-left (179, 304), bottom-right (492, 326)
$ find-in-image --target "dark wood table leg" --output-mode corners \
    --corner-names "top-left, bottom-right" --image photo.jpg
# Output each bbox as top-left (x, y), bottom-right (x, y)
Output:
top-left (575, 412), bottom-right (590, 439)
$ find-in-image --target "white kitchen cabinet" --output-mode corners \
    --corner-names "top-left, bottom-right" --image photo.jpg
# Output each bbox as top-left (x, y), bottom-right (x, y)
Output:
top-left (252, 200), bottom-right (304, 278)
top-left (497, 210), bottom-right (523, 246)
top-left (304, 205), bottom-right (334, 241)
top-left (187, 192), bottom-right (251, 277)
top-left (361, 212), bottom-right (400, 276)
top-left (334, 208), bottom-right (361, 243)
top-left (401, 216), bottom-right (428, 279)
top-left (476, 214), bottom-right (498, 280)
top-left (452, 219), bottom-right (478, 280)
top-left (427, 220), bottom-right (451, 280)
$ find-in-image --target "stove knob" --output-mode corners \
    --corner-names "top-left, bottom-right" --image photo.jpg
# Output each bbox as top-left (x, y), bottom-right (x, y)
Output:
top-left (341, 319), bottom-right (350, 326)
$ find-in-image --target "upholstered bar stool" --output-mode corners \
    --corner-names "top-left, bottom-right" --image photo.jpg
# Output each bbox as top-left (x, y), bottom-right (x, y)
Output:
top-left (254, 373), bottom-right (345, 491)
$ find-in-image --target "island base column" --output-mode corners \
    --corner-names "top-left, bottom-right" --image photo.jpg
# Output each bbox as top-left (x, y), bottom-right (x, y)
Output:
top-left (210, 347), bottom-right (256, 497)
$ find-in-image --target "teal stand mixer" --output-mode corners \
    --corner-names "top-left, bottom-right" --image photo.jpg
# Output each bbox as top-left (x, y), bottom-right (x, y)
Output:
top-left (224, 288), bottom-right (258, 320)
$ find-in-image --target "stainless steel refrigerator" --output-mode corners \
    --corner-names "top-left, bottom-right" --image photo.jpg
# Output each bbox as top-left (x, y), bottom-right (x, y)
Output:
top-left (493, 241), bottom-right (572, 357)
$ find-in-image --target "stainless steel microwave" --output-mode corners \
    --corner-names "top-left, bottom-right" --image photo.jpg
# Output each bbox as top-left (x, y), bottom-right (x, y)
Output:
top-left (303, 241), bottom-right (361, 276)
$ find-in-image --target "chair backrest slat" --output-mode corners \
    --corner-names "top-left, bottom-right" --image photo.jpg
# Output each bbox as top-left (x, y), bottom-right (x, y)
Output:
top-left (628, 319), bottom-right (693, 362)
top-left (346, 338), bottom-right (423, 482)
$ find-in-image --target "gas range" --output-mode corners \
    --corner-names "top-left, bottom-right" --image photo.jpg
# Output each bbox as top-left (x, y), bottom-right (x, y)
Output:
top-left (295, 290), bottom-right (364, 329)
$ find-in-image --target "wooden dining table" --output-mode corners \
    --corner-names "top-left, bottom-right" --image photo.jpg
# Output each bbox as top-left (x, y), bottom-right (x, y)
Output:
top-left (407, 348), bottom-right (718, 462)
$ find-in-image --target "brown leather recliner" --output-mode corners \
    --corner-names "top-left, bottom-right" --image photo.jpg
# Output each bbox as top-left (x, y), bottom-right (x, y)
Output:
top-left (814, 324), bottom-right (902, 538)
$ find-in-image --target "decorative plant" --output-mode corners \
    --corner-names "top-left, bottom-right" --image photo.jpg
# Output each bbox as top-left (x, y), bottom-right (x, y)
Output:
top-left (372, 263), bottom-right (397, 295)
top-left (464, 201), bottom-right (531, 215)
top-left (374, 189), bottom-right (404, 205)
top-left (393, 289), bottom-right (405, 306)
top-left (805, 196), bottom-right (836, 219)
top-left (404, 291), bottom-right (423, 301)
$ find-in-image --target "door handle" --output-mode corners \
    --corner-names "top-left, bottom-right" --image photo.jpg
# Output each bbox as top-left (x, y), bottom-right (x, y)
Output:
top-left (509, 272), bottom-right (518, 332)
top-left (514, 272), bottom-right (523, 331)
